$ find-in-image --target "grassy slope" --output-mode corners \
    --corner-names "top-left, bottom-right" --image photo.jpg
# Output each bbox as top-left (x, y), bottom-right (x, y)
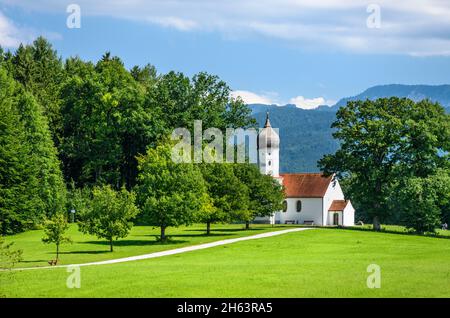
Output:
top-left (3, 224), bottom-right (294, 268)
top-left (3, 229), bottom-right (450, 297)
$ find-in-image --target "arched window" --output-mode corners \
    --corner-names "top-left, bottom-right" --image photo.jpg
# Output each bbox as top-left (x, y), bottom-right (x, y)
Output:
top-left (282, 200), bottom-right (287, 212)
top-left (296, 200), bottom-right (302, 212)
top-left (268, 160), bottom-right (272, 166)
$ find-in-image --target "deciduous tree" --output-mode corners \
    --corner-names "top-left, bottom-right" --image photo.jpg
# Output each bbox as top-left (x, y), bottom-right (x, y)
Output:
top-left (42, 213), bottom-right (72, 260)
top-left (199, 163), bottom-right (250, 232)
top-left (319, 98), bottom-right (450, 230)
top-left (233, 163), bottom-right (284, 229)
top-left (0, 235), bottom-right (23, 270)
top-left (393, 177), bottom-right (442, 234)
top-left (78, 185), bottom-right (139, 252)
top-left (136, 142), bottom-right (208, 240)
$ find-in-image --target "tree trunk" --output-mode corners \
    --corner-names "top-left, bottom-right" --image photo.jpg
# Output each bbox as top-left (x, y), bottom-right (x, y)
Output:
top-left (245, 221), bottom-right (250, 230)
top-left (206, 222), bottom-right (211, 235)
top-left (160, 226), bottom-right (166, 241)
top-left (109, 238), bottom-right (113, 252)
top-left (56, 243), bottom-right (59, 260)
top-left (373, 216), bottom-right (381, 231)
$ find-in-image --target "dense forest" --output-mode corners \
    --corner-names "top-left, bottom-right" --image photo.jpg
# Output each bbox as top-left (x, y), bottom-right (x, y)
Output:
top-left (1, 37), bottom-right (283, 236)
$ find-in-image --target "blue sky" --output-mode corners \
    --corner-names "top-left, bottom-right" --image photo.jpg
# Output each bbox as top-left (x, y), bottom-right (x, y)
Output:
top-left (1, 0), bottom-right (450, 108)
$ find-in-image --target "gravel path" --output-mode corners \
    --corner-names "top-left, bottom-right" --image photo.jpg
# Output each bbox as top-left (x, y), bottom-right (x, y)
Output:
top-left (10, 227), bottom-right (313, 271)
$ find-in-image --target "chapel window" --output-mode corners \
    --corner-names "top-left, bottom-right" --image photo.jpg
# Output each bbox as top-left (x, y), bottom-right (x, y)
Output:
top-left (282, 200), bottom-right (287, 212)
top-left (296, 200), bottom-right (302, 212)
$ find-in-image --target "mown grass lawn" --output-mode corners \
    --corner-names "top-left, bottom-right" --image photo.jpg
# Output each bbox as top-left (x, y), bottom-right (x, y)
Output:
top-left (349, 224), bottom-right (450, 237)
top-left (2, 229), bottom-right (450, 297)
top-left (2, 223), bottom-right (294, 268)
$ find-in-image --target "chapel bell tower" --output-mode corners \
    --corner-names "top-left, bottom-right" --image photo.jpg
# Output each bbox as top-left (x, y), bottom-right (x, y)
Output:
top-left (258, 112), bottom-right (280, 177)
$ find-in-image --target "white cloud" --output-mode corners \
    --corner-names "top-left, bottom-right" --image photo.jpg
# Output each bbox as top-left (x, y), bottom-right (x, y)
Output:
top-left (231, 90), bottom-right (277, 105)
top-left (232, 90), bottom-right (336, 109)
top-left (0, 11), bottom-right (24, 47)
top-left (147, 16), bottom-right (198, 31)
top-left (2, 0), bottom-right (450, 55)
top-left (0, 10), bottom-right (61, 48)
top-left (289, 96), bottom-right (336, 109)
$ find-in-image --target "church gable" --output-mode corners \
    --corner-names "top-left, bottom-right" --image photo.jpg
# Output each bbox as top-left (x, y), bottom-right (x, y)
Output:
top-left (328, 200), bottom-right (349, 211)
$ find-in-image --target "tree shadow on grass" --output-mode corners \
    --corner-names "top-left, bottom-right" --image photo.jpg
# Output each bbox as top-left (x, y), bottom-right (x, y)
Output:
top-left (137, 232), bottom-right (236, 238)
top-left (156, 233), bottom-right (235, 238)
top-left (184, 228), bottom-right (266, 233)
top-left (57, 239), bottom-right (190, 255)
top-left (59, 250), bottom-right (110, 255)
top-left (81, 239), bottom-right (188, 247)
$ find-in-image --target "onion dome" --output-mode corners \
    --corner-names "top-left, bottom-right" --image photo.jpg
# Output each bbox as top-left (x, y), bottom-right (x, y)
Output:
top-left (258, 112), bottom-right (280, 149)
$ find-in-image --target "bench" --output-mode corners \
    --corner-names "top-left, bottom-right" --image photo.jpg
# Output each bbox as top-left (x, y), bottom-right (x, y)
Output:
top-left (303, 220), bottom-right (315, 226)
top-left (48, 259), bottom-right (58, 266)
top-left (285, 220), bottom-right (297, 224)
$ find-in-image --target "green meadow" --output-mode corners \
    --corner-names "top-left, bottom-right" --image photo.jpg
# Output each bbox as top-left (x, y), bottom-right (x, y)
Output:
top-left (2, 228), bottom-right (450, 298)
top-left (2, 224), bottom-right (293, 268)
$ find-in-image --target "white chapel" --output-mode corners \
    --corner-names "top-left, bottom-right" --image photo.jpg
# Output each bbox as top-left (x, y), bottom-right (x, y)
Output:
top-left (256, 113), bottom-right (355, 226)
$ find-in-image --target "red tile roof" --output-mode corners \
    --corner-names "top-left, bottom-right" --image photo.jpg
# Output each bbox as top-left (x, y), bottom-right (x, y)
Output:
top-left (328, 200), bottom-right (348, 211)
top-left (280, 173), bottom-right (332, 198)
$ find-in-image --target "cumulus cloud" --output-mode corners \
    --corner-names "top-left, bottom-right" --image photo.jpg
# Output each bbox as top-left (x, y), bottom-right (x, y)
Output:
top-left (0, 11), bottom-right (25, 47)
top-left (147, 16), bottom-right (198, 31)
top-left (0, 10), bottom-right (61, 48)
top-left (2, 0), bottom-right (450, 55)
top-left (289, 96), bottom-right (336, 110)
top-left (231, 90), bottom-right (277, 105)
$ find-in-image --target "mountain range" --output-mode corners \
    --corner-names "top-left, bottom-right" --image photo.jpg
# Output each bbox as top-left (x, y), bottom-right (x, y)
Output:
top-left (333, 84), bottom-right (450, 110)
top-left (250, 84), bottom-right (450, 173)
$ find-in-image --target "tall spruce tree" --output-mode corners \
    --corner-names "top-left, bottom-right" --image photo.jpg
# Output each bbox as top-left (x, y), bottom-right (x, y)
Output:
top-left (9, 37), bottom-right (64, 143)
top-left (15, 89), bottom-right (66, 219)
top-left (0, 68), bottom-right (66, 234)
top-left (0, 69), bottom-right (38, 233)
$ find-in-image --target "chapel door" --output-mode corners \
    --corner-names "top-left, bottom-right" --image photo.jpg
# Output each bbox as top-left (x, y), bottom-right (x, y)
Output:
top-left (333, 213), bottom-right (339, 226)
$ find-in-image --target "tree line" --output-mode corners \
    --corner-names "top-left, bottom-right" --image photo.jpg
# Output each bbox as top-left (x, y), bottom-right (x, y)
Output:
top-left (0, 37), bottom-right (283, 243)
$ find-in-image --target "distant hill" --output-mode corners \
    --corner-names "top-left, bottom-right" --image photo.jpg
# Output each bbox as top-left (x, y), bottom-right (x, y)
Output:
top-left (250, 84), bottom-right (450, 173)
top-left (334, 84), bottom-right (450, 111)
